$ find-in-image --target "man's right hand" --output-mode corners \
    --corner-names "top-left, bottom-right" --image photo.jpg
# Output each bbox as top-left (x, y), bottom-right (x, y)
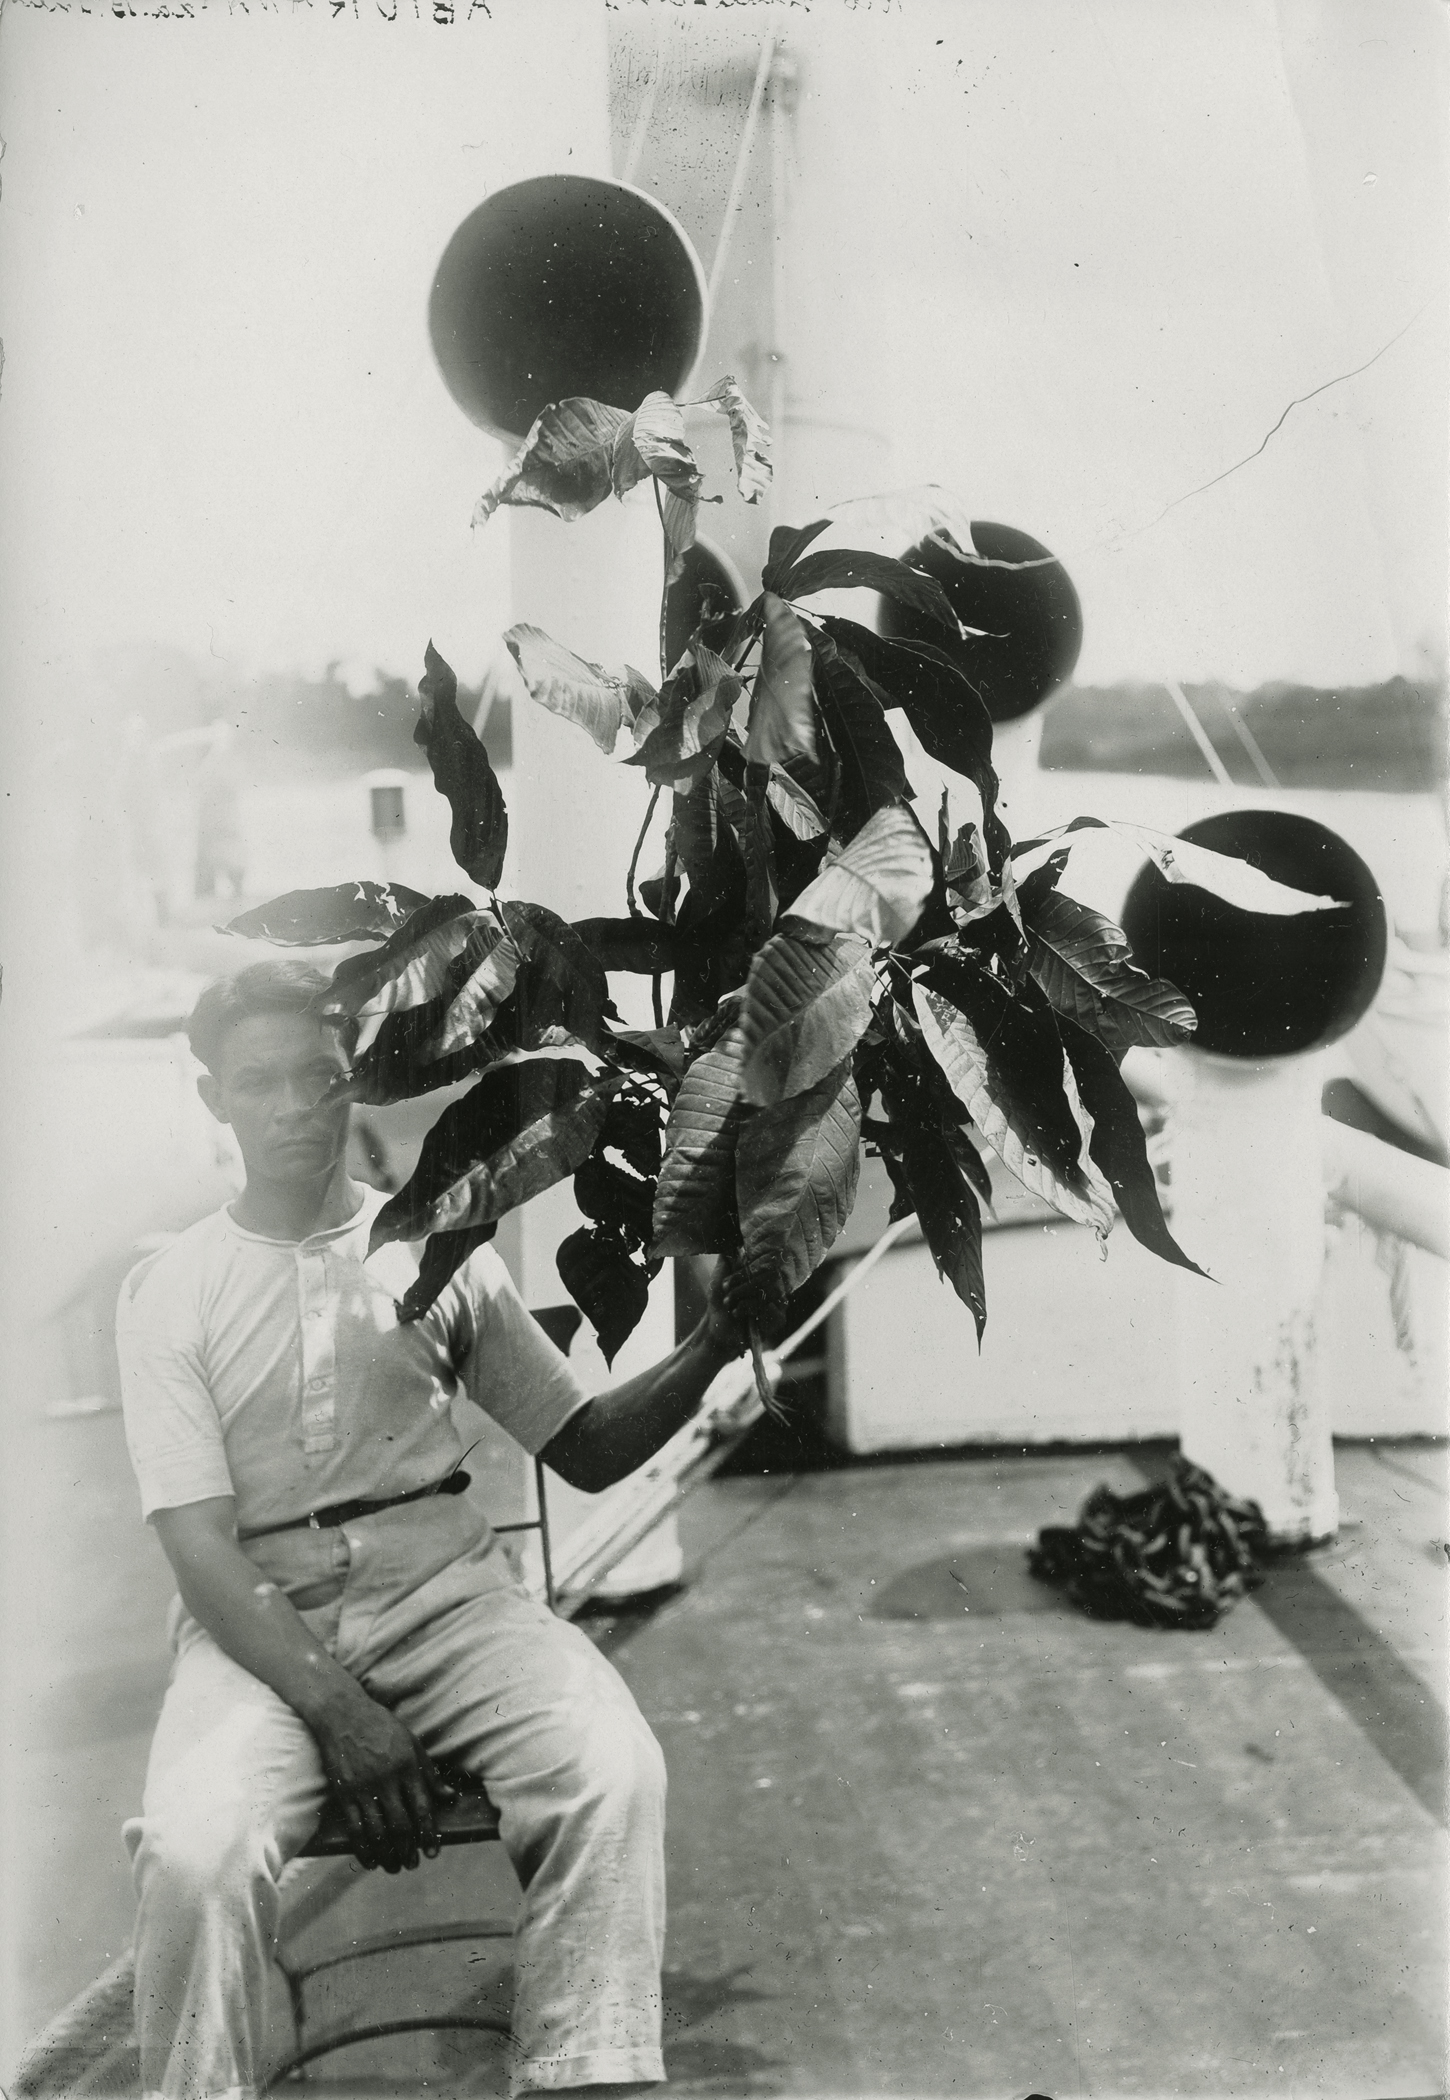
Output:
top-left (308, 1680), bottom-right (459, 1873)
top-left (152, 1498), bottom-right (462, 1873)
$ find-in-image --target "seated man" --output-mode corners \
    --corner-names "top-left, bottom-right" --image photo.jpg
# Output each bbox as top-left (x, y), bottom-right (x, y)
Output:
top-left (116, 960), bottom-right (753, 2100)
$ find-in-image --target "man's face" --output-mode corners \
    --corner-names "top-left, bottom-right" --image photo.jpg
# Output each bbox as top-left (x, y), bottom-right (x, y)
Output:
top-left (201, 1010), bottom-right (352, 1186)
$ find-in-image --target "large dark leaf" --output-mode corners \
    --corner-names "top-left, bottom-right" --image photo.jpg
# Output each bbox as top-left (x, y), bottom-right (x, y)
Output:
top-left (572, 916), bottom-right (713, 977)
top-left (766, 762), bottom-right (830, 843)
top-left (788, 806), bottom-right (935, 949)
top-left (1058, 1022), bottom-right (1206, 1276)
top-left (416, 643), bottom-right (509, 890)
top-left (627, 656), bottom-right (740, 791)
top-left (395, 1222), bottom-right (498, 1325)
top-left (331, 999), bottom-right (496, 1108)
top-left (1024, 889), bottom-right (1197, 1054)
top-left (772, 547), bottom-right (957, 630)
top-left (425, 921), bottom-right (522, 1062)
top-left (738, 927), bottom-right (876, 1107)
top-left (672, 770), bottom-right (746, 919)
top-left (736, 1060), bottom-right (862, 1303)
top-left (818, 616), bottom-right (997, 795)
top-left (332, 912), bottom-right (516, 1103)
top-left (663, 883), bottom-right (751, 1031)
top-left (766, 799), bottom-right (832, 917)
top-left (501, 901), bottom-right (616, 1052)
top-left (556, 1227), bottom-right (651, 1368)
top-left (913, 952), bottom-right (1113, 1232)
top-left (701, 591), bottom-right (766, 668)
top-left (730, 768), bottom-right (779, 948)
top-left (807, 630), bottom-right (909, 842)
top-left (651, 1029), bottom-right (750, 1257)
top-left (506, 625), bottom-right (655, 757)
top-left (370, 1059), bottom-right (621, 1250)
top-left (222, 881), bottom-right (430, 947)
top-left (474, 397), bottom-right (632, 526)
top-left (600, 1087), bottom-right (666, 1181)
top-left (325, 894), bottom-right (482, 1053)
top-left (761, 518), bottom-right (832, 592)
top-left (745, 595), bottom-right (817, 766)
top-left (876, 1032), bottom-right (995, 1210)
top-left (605, 1026), bottom-right (690, 1083)
top-left (1015, 849), bottom-right (1072, 918)
top-left (898, 1124), bottom-right (986, 1342)
top-left (574, 1152), bottom-right (656, 1249)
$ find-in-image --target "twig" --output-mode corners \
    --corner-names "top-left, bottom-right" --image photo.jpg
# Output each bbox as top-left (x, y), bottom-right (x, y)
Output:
top-left (748, 1317), bottom-right (778, 1414)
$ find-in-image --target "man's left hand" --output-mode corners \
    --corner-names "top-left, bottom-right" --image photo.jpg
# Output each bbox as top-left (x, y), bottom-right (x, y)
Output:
top-left (701, 1257), bottom-right (788, 1357)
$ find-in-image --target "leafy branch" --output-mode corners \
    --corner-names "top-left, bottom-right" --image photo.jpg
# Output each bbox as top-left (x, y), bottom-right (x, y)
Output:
top-left (227, 377), bottom-right (1341, 1415)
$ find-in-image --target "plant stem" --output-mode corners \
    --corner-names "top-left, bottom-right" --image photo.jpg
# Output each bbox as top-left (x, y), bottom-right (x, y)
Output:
top-left (748, 1317), bottom-right (775, 1413)
top-left (626, 785), bottom-right (662, 919)
top-left (653, 478), bottom-right (671, 682)
top-left (652, 824), bottom-right (678, 1028)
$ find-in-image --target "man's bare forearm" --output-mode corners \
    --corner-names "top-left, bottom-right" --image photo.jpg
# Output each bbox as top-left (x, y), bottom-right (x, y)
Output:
top-left (154, 1499), bottom-right (457, 1870)
top-left (154, 1500), bottom-right (373, 1731)
top-left (541, 1316), bottom-right (739, 1493)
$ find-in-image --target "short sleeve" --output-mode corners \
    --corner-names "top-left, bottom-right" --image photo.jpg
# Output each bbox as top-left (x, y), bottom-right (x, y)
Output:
top-left (454, 1249), bottom-right (591, 1456)
top-left (117, 1254), bottom-right (236, 1519)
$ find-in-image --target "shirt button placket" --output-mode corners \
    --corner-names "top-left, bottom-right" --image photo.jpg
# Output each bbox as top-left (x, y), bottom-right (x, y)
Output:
top-left (299, 1248), bottom-right (338, 1456)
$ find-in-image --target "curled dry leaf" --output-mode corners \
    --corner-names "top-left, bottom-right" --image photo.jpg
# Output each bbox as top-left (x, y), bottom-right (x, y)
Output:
top-left (474, 398), bottom-right (632, 527)
top-left (506, 625), bottom-right (656, 758)
top-left (627, 662), bottom-right (740, 791)
top-left (702, 375), bottom-right (773, 504)
top-left (614, 392), bottom-right (702, 497)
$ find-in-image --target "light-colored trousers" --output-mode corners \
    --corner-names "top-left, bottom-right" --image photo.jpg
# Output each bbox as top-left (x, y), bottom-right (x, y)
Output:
top-left (122, 1496), bottom-right (667, 2100)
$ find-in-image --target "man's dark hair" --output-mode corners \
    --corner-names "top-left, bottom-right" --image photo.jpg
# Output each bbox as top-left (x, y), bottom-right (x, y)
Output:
top-left (188, 961), bottom-right (353, 1077)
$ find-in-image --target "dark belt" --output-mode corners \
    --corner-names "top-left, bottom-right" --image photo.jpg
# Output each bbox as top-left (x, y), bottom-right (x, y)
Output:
top-left (238, 1471), bottom-right (472, 1544)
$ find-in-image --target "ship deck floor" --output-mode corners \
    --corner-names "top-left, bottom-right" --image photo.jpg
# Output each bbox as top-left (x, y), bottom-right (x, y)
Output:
top-left (9, 1436), bottom-right (1446, 2099)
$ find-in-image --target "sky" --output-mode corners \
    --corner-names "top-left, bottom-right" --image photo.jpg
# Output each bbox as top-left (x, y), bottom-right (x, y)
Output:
top-left (0, 0), bottom-right (1445, 736)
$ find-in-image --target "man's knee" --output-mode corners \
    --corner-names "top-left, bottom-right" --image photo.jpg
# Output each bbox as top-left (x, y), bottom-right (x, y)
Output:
top-left (129, 1803), bottom-right (273, 1914)
top-left (582, 1701), bottom-right (667, 1824)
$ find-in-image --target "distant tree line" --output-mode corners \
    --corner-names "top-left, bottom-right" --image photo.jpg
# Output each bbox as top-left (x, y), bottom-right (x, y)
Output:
top-left (1040, 677), bottom-right (1443, 791)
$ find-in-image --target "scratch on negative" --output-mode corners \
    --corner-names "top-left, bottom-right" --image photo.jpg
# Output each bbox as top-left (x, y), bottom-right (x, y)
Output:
top-left (1130, 303), bottom-right (1428, 538)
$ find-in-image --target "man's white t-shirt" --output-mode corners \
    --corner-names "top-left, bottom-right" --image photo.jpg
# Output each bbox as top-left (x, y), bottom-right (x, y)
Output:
top-left (116, 1186), bottom-right (589, 1537)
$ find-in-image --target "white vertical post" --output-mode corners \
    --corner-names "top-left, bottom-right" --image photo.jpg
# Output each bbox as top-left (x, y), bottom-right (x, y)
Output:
top-left (1171, 1049), bottom-right (1338, 1542)
top-left (507, 496), bottom-right (685, 1604)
